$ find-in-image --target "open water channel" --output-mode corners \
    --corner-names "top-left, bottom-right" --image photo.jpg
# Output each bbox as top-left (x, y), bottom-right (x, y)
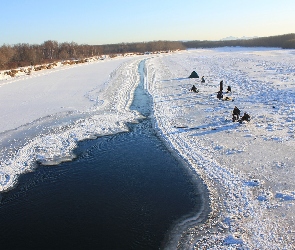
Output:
top-left (0, 61), bottom-right (207, 249)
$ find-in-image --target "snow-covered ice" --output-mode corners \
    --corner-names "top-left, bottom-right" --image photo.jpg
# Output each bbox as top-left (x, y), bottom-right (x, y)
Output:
top-left (0, 56), bottom-right (146, 190)
top-left (1, 47), bottom-right (295, 249)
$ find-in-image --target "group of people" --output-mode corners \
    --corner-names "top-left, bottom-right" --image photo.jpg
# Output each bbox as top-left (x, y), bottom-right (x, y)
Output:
top-left (218, 80), bottom-right (251, 123)
top-left (217, 81), bottom-right (231, 100)
top-left (190, 76), bottom-right (205, 92)
top-left (232, 106), bottom-right (250, 123)
top-left (189, 76), bottom-right (251, 123)
top-left (217, 86), bottom-right (231, 99)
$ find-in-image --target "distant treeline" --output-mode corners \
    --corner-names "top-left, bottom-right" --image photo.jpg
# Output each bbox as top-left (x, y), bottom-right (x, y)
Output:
top-left (182, 33), bottom-right (295, 49)
top-left (0, 40), bottom-right (184, 70)
top-left (1, 33), bottom-right (294, 70)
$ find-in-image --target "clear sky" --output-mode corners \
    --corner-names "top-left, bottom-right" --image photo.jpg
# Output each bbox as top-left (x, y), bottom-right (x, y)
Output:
top-left (1, 0), bottom-right (294, 45)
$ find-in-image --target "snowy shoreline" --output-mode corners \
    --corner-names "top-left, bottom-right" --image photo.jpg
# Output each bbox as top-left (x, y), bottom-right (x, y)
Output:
top-left (0, 56), bottom-right (146, 191)
top-left (1, 47), bottom-right (295, 249)
top-left (145, 48), bottom-right (295, 249)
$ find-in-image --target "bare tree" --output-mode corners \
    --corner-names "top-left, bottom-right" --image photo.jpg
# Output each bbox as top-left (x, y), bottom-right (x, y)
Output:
top-left (0, 44), bottom-right (15, 69)
top-left (42, 40), bottom-right (58, 60)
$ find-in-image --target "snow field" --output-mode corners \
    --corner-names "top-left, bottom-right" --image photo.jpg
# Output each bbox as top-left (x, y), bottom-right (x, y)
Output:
top-left (145, 48), bottom-right (295, 249)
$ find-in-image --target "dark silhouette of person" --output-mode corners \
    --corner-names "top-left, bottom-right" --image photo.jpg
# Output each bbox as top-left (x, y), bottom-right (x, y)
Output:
top-left (201, 76), bottom-right (205, 83)
top-left (241, 112), bottom-right (250, 122)
top-left (190, 85), bottom-right (198, 93)
top-left (232, 106), bottom-right (241, 121)
top-left (217, 91), bottom-right (223, 100)
top-left (227, 86), bottom-right (231, 92)
top-left (220, 80), bottom-right (223, 92)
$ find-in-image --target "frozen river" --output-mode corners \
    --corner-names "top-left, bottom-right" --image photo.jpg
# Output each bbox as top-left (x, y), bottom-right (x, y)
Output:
top-left (1, 47), bottom-right (295, 248)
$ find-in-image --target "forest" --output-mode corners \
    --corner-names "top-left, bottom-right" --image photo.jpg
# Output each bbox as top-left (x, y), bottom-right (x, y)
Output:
top-left (0, 40), bottom-right (184, 70)
top-left (0, 33), bottom-right (294, 70)
top-left (183, 33), bottom-right (295, 49)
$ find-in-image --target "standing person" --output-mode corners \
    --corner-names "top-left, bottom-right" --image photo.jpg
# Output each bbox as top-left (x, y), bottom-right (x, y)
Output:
top-left (201, 76), bottom-right (205, 83)
top-left (227, 86), bottom-right (231, 93)
top-left (220, 80), bottom-right (223, 93)
top-left (232, 106), bottom-right (241, 122)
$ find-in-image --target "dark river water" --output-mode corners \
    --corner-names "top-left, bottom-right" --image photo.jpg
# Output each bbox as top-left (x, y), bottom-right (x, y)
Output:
top-left (0, 60), bottom-right (206, 249)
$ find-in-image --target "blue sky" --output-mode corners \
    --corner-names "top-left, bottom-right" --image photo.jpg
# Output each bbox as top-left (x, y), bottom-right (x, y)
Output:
top-left (1, 0), bottom-right (294, 45)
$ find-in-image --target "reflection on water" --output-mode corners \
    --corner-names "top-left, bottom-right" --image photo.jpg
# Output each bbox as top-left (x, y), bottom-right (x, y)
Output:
top-left (0, 120), bottom-right (201, 249)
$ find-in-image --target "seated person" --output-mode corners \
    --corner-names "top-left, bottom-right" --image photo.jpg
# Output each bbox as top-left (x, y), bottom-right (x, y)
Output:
top-left (241, 112), bottom-right (250, 122)
top-left (217, 91), bottom-right (223, 100)
top-left (232, 106), bottom-right (241, 121)
top-left (190, 85), bottom-right (198, 93)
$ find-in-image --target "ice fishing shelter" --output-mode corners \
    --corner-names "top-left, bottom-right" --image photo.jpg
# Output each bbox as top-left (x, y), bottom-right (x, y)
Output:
top-left (188, 71), bottom-right (199, 78)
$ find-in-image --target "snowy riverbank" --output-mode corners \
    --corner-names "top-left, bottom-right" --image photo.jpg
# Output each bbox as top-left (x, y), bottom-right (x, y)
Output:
top-left (1, 47), bottom-right (295, 249)
top-left (146, 48), bottom-right (295, 249)
top-left (0, 56), bottom-right (146, 191)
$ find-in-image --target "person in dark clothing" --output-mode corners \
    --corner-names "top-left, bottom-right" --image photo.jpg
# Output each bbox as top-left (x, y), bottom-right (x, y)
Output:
top-left (220, 80), bottom-right (223, 92)
top-left (227, 86), bottom-right (231, 92)
top-left (217, 91), bottom-right (223, 100)
top-left (232, 106), bottom-right (241, 122)
top-left (190, 85), bottom-right (198, 93)
top-left (201, 76), bottom-right (205, 83)
top-left (241, 112), bottom-right (250, 122)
